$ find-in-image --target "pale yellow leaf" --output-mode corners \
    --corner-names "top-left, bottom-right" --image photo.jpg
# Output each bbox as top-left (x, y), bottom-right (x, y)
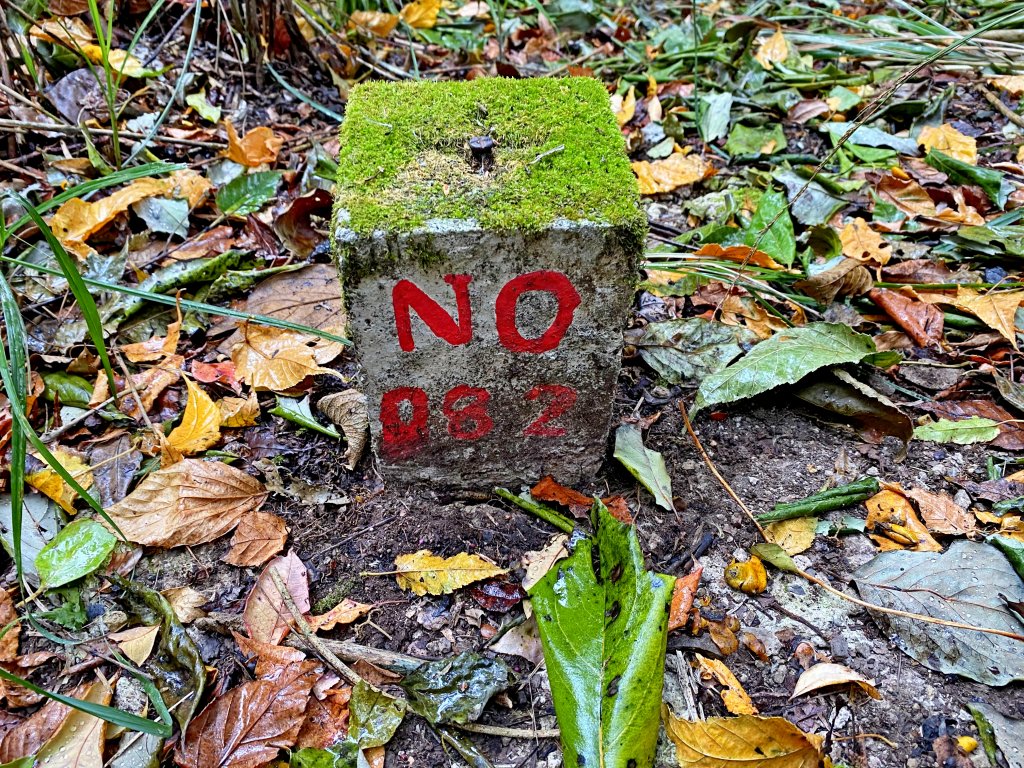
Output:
top-left (632, 152), bottom-right (710, 195)
top-left (840, 217), bottom-right (891, 265)
top-left (948, 287), bottom-right (1022, 349)
top-left (108, 625), bottom-right (159, 665)
top-left (989, 75), bottom-right (1024, 96)
top-left (105, 458), bottom-right (267, 547)
top-left (663, 709), bottom-right (824, 768)
top-left (394, 550), bottom-right (506, 596)
top-left (225, 121), bottom-right (283, 167)
top-left (307, 598), bottom-right (372, 632)
top-left (613, 85), bottom-right (636, 127)
top-left (162, 587), bottom-right (207, 624)
top-left (490, 615), bottom-right (544, 665)
top-left (791, 662), bottom-right (880, 699)
top-left (754, 28), bottom-right (788, 69)
top-left (350, 10), bottom-right (400, 36)
top-left (764, 517), bottom-right (817, 556)
top-left (232, 323), bottom-right (341, 392)
top-left (400, 0), bottom-right (441, 29)
top-left (167, 378), bottom-right (221, 456)
top-left (218, 392), bottom-right (261, 427)
top-left (26, 449), bottom-right (93, 514)
top-left (918, 124), bottom-right (977, 165)
top-left (695, 654), bottom-right (757, 715)
top-left (34, 680), bottom-right (112, 768)
top-left (224, 511), bottom-right (289, 567)
top-left (121, 321), bottom-right (181, 363)
top-left (521, 535), bottom-right (569, 593)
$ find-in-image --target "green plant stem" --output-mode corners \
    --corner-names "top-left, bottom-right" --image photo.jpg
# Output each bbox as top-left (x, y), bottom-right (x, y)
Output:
top-left (757, 477), bottom-right (879, 523)
top-left (493, 488), bottom-right (575, 534)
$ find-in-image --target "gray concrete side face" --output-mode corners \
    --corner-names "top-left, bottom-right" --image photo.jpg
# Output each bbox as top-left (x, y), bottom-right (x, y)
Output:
top-left (338, 219), bottom-right (636, 488)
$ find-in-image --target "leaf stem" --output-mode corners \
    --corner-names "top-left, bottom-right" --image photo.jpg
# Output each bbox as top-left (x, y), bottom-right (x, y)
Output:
top-left (493, 488), bottom-right (575, 534)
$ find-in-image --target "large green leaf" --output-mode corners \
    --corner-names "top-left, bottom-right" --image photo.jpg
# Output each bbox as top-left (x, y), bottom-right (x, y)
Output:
top-left (613, 424), bottom-right (673, 511)
top-left (745, 189), bottom-right (796, 267)
top-left (216, 171), bottom-right (282, 216)
top-left (529, 501), bottom-right (675, 768)
top-left (693, 322), bottom-right (876, 413)
top-left (36, 519), bottom-right (117, 589)
top-left (925, 150), bottom-right (1010, 209)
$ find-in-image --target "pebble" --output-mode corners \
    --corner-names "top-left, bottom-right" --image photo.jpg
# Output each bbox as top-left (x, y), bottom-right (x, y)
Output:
top-left (866, 466), bottom-right (879, 476)
top-left (830, 634), bottom-right (850, 661)
top-left (954, 489), bottom-right (971, 508)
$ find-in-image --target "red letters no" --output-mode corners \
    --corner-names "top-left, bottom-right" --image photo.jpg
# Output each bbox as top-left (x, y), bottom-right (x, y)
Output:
top-left (494, 271), bottom-right (581, 353)
top-left (393, 274), bottom-right (473, 352)
top-left (380, 387), bottom-right (429, 460)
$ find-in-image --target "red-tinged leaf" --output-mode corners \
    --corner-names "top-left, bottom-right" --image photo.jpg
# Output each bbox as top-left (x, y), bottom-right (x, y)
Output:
top-left (602, 495), bottom-right (633, 523)
top-left (191, 361), bottom-right (242, 394)
top-left (295, 686), bottom-right (351, 750)
top-left (224, 512), bottom-right (289, 568)
top-left (244, 550), bottom-right (310, 645)
top-left (232, 632), bottom-right (306, 678)
top-left (273, 189), bottom-right (333, 258)
top-left (175, 661), bottom-right (319, 768)
top-left (0, 684), bottom-right (87, 763)
top-left (0, 589), bottom-right (19, 663)
top-left (668, 565), bottom-right (703, 631)
top-left (867, 288), bottom-right (944, 347)
top-left (470, 578), bottom-right (527, 614)
top-left (531, 475), bottom-right (593, 517)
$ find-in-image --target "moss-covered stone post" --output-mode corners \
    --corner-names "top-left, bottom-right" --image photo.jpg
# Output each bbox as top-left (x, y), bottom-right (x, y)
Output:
top-left (333, 77), bottom-right (645, 487)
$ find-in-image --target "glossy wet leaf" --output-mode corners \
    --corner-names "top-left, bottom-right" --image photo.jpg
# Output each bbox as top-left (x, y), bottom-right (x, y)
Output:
top-left (216, 172), bottom-right (282, 217)
top-left (394, 550), bottom-right (505, 597)
top-left (224, 512), bottom-right (288, 568)
top-left (625, 318), bottom-right (758, 385)
top-left (348, 680), bottom-right (406, 747)
top-left (793, 371), bottom-right (912, 446)
top-left (36, 519), bottom-right (116, 589)
top-left (270, 396), bottom-right (340, 438)
top-left (167, 379), bottom-right (222, 456)
top-left (991, 535), bottom-right (1024, 581)
top-left (614, 423), bottom-right (673, 510)
top-left (967, 702), bottom-right (1024, 768)
top-left (244, 550), bottom-right (310, 645)
top-left (913, 417), bottom-right (1000, 445)
top-left (851, 540), bottom-right (1024, 685)
top-left (0, 492), bottom-right (61, 584)
top-left (693, 322), bottom-right (876, 413)
top-left (33, 680), bottom-right (112, 768)
top-left (750, 543), bottom-right (798, 573)
top-left (402, 651), bottom-right (511, 725)
top-left (925, 150), bottom-right (1009, 208)
top-left (529, 501), bottom-right (674, 768)
top-left (664, 710), bottom-right (824, 767)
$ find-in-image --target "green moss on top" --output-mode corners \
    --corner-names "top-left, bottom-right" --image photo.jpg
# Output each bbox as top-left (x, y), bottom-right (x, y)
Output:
top-left (333, 77), bottom-right (645, 238)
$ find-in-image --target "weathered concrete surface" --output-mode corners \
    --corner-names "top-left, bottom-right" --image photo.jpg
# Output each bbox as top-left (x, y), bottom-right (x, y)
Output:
top-left (333, 78), bottom-right (643, 488)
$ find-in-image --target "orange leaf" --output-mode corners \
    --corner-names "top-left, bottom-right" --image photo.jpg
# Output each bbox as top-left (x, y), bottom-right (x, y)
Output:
top-left (400, 0), bottom-right (441, 29)
top-left (668, 565), bottom-right (702, 631)
top-left (225, 121), bottom-right (283, 167)
top-left (632, 152), bottom-right (710, 195)
top-left (694, 654), bottom-right (757, 714)
top-left (906, 487), bottom-right (974, 536)
top-left (865, 489), bottom-right (942, 551)
top-left (167, 378), bottom-right (222, 456)
top-left (754, 28), bottom-right (788, 69)
top-left (349, 10), bottom-right (399, 36)
top-left (121, 320), bottom-right (181, 363)
top-left (530, 475), bottom-right (592, 517)
top-left (840, 217), bottom-right (891, 265)
top-left (694, 243), bottom-right (785, 270)
top-left (306, 599), bottom-right (371, 632)
top-left (224, 512), bottom-right (289, 568)
top-left (867, 288), bottom-right (944, 347)
top-left (218, 392), bottom-right (261, 428)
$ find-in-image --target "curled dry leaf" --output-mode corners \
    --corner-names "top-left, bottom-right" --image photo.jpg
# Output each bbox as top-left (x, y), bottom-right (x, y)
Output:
top-left (317, 390), bottom-right (369, 470)
top-left (175, 661), bottom-right (319, 768)
top-left (490, 616), bottom-right (545, 665)
top-left (668, 565), bottom-right (702, 632)
top-left (521, 535), bottom-right (569, 593)
top-left (663, 709), bottom-right (823, 768)
top-left (632, 152), bottom-right (711, 195)
top-left (918, 124), bottom-right (977, 165)
top-left (121, 320), bottom-right (181, 363)
top-left (306, 599), bottom-right (372, 633)
top-left (905, 487), bottom-right (975, 536)
top-left (754, 28), bottom-right (789, 69)
top-left (694, 654), bottom-right (757, 715)
top-left (349, 10), bottom-right (399, 36)
top-left (225, 512), bottom-right (289, 568)
top-left (218, 392), bottom-right (261, 428)
top-left (865, 489), bottom-right (942, 551)
top-left (394, 550), bottom-right (506, 596)
top-left (26, 448), bottom-right (93, 514)
top-left (105, 458), bottom-right (268, 547)
top-left (244, 550), bottom-right (310, 645)
top-left (867, 288), bottom-right (944, 347)
top-left (108, 625), bottom-right (159, 666)
top-left (793, 258), bottom-right (872, 305)
top-left (876, 175), bottom-right (937, 218)
top-left (167, 378), bottom-right (222, 456)
top-left (225, 121), bottom-right (283, 167)
top-left (840, 217), bottom-right (891, 265)
top-left (921, 287), bottom-right (1022, 349)
top-left (162, 587), bottom-right (208, 624)
top-left (791, 662), bottom-right (881, 700)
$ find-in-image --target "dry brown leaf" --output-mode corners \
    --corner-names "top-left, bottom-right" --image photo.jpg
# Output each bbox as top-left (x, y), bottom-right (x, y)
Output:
top-left (793, 258), bottom-right (872, 305)
top-left (34, 680), bottom-right (111, 768)
top-left (232, 324), bottom-right (341, 392)
top-left (840, 217), bottom-right (891, 265)
top-left (919, 124), bottom-right (977, 165)
top-left (219, 392), bottom-right (261, 428)
top-left (521, 535), bottom-right (569, 593)
top-left (233, 632), bottom-right (307, 678)
top-left (694, 243), bottom-right (786, 271)
top-left (719, 294), bottom-right (789, 339)
top-left (905, 487), bottom-right (975, 536)
top-left (349, 10), bottom-right (399, 36)
top-left (694, 654), bottom-right (757, 715)
top-left (764, 517), bottom-right (817, 555)
top-left (25, 448), bottom-right (92, 514)
top-left (489, 616), bottom-right (545, 665)
top-left (989, 75), bottom-right (1024, 96)
top-left (306, 599), bottom-right (371, 633)
top-left (632, 152), bottom-right (711, 195)
top-left (317, 390), bottom-right (369, 470)
top-left (91, 355), bottom-right (184, 417)
top-left (121, 321), bottom-right (181, 363)
top-left (225, 512), bottom-right (289, 568)
top-left (791, 662), bottom-right (880, 699)
top-left (867, 288), bottom-right (944, 347)
top-left (754, 28), bottom-right (789, 69)
top-left (394, 550), bottom-right (506, 596)
top-left (948, 287), bottom-right (1021, 349)
top-left (0, 590), bottom-right (17, 663)
top-left (865, 489), bottom-right (942, 551)
top-left (663, 709), bottom-right (824, 768)
top-left (295, 685), bottom-right (351, 750)
top-left (400, 0), bottom-right (441, 28)
top-left (175, 661), bottom-right (319, 768)
top-left (225, 121), bottom-right (283, 167)
top-left (0, 684), bottom-right (90, 763)
top-left (167, 378), bottom-right (221, 456)
top-left (105, 458), bottom-right (267, 547)
top-left (244, 550), bottom-right (310, 645)
top-left (162, 587), bottom-right (207, 624)
top-left (108, 625), bottom-right (159, 666)
top-left (876, 174), bottom-right (937, 218)
top-left (668, 565), bottom-right (702, 632)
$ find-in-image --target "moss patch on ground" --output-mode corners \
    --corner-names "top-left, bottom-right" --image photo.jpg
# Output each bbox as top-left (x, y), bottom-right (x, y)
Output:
top-left (333, 77), bottom-right (645, 238)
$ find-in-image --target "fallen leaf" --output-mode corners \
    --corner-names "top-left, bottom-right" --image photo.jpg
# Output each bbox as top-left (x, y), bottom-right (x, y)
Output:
top-left (121, 321), bottom-right (181, 363)
top-left (947, 288), bottom-right (1021, 349)
top-left (906, 487), bottom-right (975, 536)
top-left (225, 512), bottom-right (289, 568)
top-left (663, 709), bottom-right (823, 768)
top-left (530, 475), bottom-right (593, 517)
top-left (913, 416), bottom-right (1001, 446)
top-left (232, 324), bottom-right (340, 392)
top-left (167, 379), bottom-right (222, 456)
top-left (218, 392), bottom-right (261, 428)
top-left (919, 124), bottom-right (977, 165)
top-left (867, 288), bottom-right (944, 346)
top-left (791, 662), bottom-right (880, 699)
top-left (0, 590), bottom-right (17, 663)
top-left (225, 121), bottom-right (283, 167)
top-left (521, 535), bottom-right (569, 593)
top-left (25, 448), bottom-right (93, 515)
top-left (105, 458), bottom-right (267, 547)
top-left (108, 625), bottom-right (159, 666)
top-left (469, 578), bottom-right (527, 613)
top-left (0, 684), bottom-right (85, 763)
top-left (306, 599), bottom-right (371, 632)
top-left (614, 423), bottom-right (674, 510)
top-left (876, 174), bottom-right (937, 218)
top-left (764, 517), bottom-right (817, 555)
top-left (175, 661), bottom-right (319, 768)
top-left (919, 399), bottom-right (1024, 450)
top-left (694, 243), bottom-right (786, 271)
top-left (694, 654), bottom-right (757, 715)
top-left (295, 686), bottom-right (351, 750)
top-left (754, 28), bottom-right (789, 69)
top-left (349, 10), bottom-right (399, 36)
top-left (793, 258), bottom-right (872, 305)
top-left (36, 518), bottom-right (116, 589)
top-left (317, 390), bottom-right (369, 470)
top-left (394, 550), bottom-right (505, 596)
top-left (233, 632), bottom-right (307, 678)
top-left (400, 0), bottom-right (441, 28)
top-left (33, 680), bottom-right (111, 768)
top-left (989, 75), bottom-right (1024, 95)
top-left (613, 85), bottom-right (636, 127)
top-left (840, 217), bottom-right (892, 265)
top-left (632, 152), bottom-right (711, 195)
top-left (967, 702), bottom-right (1024, 768)
top-left (490, 616), bottom-right (545, 665)
top-left (192, 360), bottom-right (241, 393)
top-left (668, 565), bottom-right (702, 631)
top-left (162, 587), bottom-right (207, 624)
top-left (244, 550), bottom-right (310, 645)
top-left (865, 489), bottom-right (942, 551)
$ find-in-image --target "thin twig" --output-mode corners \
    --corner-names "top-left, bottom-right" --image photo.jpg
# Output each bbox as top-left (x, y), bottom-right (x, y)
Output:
top-left (0, 118), bottom-right (225, 149)
top-left (454, 722), bottom-right (559, 739)
top-left (976, 83), bottom-right (1024, 129)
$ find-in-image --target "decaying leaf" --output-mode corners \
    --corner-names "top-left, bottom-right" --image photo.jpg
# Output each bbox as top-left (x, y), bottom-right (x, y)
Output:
top-left (105, 458), bottom-right (267, 547)
top-left (218, 392), bottom-right (261, 428)
top-left (400, 0), bottom-right (441, 28)
top-left (724, 557), bottom-right (768, 594)
top-left (905, 487), bottom-right (975, 536)
top-left (0, 590), bottom-right (19, 662)
top-left (167, 378), bottom-right (221, 456)
top-left (764, 517), bottom-right (817, 555)
top-left (754, 28), bottom-right (789, 69)
top-left (919, 124), bottom-right (977, 165)
top-left (232, 324), bottom-right (341, 393)
top-left (225, 121), bottom-right (283, 167)
top-left (490, 616), bottom-right (545, 665)
top-left (840, 217), bottom-right (891, 265)
top-left (350, 10), bottom-right (399, 36)
top-left (693, 243), bottom-right (786, 271)
top-left (867, 288), bottom-right (944, 347)
top-left (793, 258), bottom-right (872, 305)
top-left (876, 174), bottom-right (937, 218)
top-left (317, 390), bottom-right (369, 470)
top-left (614, 423), bottom-right (674, 511)
top-left (306, 599), bottom-right (371, 632)
top-left (162, 587), bottom-right (207, 624)
top-left (923, 287), bottom-right (1022, 349)
top-left (244, 550), bottom-right (310, 645)
top-left (521, 535), bottom-right (569, 593)
top-left (632, 152), bottom-right (711, 195)
top-left (121, 320), bottom-right (181, 363)
top-left (394, 550), bottom-right (505, 596)
top-left (694, 654), bottom-right (757, 715)
top-left (25, 448), bottom-right (93, 514)
top-left (865, 489), bottom-right (942, 551)
top-left (791, 662), bottom-right (880, 699)
top-left (225, 512), bottom-right (289, 568)
top-left (668, 565), bottom-right (702, 631)
top-left (663, 709), bottom-right (824, 768)
top-left (0, 684), bottom-right (86, 763)
top-left (108, 625), bottom-right (160, 666)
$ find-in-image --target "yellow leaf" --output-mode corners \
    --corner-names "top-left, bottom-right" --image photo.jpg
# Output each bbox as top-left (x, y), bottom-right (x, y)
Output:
top-left (754, 28), bottom-right (788, 69)
top-left (26, 449), bottom-right (93, 514)
top-left (350, 10), bottom-right (400, 36)
top-left (663, 708), bottom-right (824, 768)
top-left (231, 322), bottom-right (341, 392)
top-left (613, 85), bottom-right (636, 127)
top-left (839, 217), bottom-right (891, 265)
top-left (394, 550), bottom-right (506, 596)
top-left (400, 0), bottom-right (441, 29)
top-left (865, 489), bottom-right (941, 551)
top-left (219, 392), bottom-right (261, 427)
top-left (989, 75), bottom-right (1024, 96)
top-left (225, 121), bottom-right (283, 167)
top-left (632, 152), bottom-right (710, 195)
top-left (121, 320), bottom-right (181, 363)
top-left (224, 511), bottom-right (289, 567)
top-left (108, 625), bottom-right (159, 665)
top-left (34, 680), bottom-right (112, 768)
top-left (694, 243), bottom-right (786, 271)
top-left (791, 662), bottom-right (880, 700)
top-left (81, 45), bottom-right (149, 78)
top-left (167, 379), bottom-right (221, 456)
top-left (29, 18), bottom-right (93, 47)
top-left (307, 598), bottom-right (372, 632)
top-left (764, 517), bottom-right (817, 555)
top-left (918, 124), bottom-right (977, 165)
top-left (948, 287), bottom-right (1022, 349)
top-left (694, 654), bottom-right (757, 715)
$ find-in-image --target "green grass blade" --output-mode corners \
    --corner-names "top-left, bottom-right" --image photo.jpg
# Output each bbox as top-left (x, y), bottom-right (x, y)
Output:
top-left (0, 274), bottom-right (28, 586)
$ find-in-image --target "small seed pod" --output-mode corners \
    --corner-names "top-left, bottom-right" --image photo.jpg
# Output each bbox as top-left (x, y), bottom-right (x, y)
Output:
top-left (724, 556), bottom-right (768, 595)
